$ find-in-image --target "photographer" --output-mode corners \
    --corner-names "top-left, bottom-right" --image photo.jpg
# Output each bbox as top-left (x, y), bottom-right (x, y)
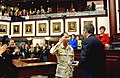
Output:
top-left (0, 35), bottom-right (18, 78)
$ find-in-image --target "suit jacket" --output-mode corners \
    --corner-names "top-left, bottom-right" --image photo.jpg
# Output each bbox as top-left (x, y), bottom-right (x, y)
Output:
top-left (26, 29), bottom-right (31, 32)
top-left (80, 34), bottom-right (106, 78)
top-left (96, 34), bottom-right (110, 45)
top-left (54, 27), bottom-right (59, 30)
top-left (14, 29), bottom-right (19, 32)
top-left (40, 27), bottom-right (45, 31)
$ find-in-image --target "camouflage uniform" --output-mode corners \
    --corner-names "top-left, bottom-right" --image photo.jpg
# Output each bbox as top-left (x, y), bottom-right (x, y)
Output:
top-left (50, 42), bottom-right (74, 78)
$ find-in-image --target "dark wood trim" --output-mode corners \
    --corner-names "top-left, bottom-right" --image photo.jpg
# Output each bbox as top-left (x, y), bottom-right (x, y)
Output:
top-left (63, 17), bottom-right (65, 33)
top-left (108, 0), bottom-right (117, 36)
top-left (79, 17), bottom-right (81, 35)
top-left (118, 0), bottom-right (120, 30)
top-left (95, 16), bottom-right (98, 34)
top-left (48, 18), bottom-right (51, 36)
top-left (22, 22), bottom-right (23, 37)
top-left (35, 21), bottom-right (36, 36)
top-left (9, 21), bottom-right (11, 35)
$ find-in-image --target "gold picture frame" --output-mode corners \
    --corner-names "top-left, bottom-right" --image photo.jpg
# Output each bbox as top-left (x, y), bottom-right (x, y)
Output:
top-left (52, 22), bottom-right (61, 33)
top-left (0, 24), bottom-right (7, 34)
top-left (81, 17), bottom-right (96, 34)
top-left (65, 18), bottom-right (79, 35)
top-left (25, 24), bottom-right (32, 34)
top-left (0, 22), bottom-right (10, 37)
top-left (23, 21), bottom-right (35, 36)
top-left (13, 25), bottom-right (20, 34)
top-left (36, 20), bottom-right (49, 36)
top-left (11, 22), bottom-right (22, 37)
top-left (39, 23), bottom-right (46, 33)
top-left (68, 21), bottom-right (76, 32)
top-left (50, 19), bottom-right (63, 36)
top-left (84, 21), bottom-right (93, 26)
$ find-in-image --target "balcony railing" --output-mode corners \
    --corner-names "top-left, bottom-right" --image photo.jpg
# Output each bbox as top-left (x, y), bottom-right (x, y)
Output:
top-left (0, 10), bottom-right (106, 21)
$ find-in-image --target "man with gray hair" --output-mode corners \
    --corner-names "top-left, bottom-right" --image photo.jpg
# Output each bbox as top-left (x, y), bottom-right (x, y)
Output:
top-left (80, 24), bottom-right (106, 78)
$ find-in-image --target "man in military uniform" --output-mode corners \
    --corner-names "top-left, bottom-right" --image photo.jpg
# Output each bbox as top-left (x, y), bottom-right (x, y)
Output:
top-left (50, 32), bottom-right (74, 78)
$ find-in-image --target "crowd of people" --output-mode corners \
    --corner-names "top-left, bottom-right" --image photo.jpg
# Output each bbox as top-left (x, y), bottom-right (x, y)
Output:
top-left (2, 5), bottom-right (78, 18)
top-left (2, 5), bottom-right (52, 17)
top-left (0, 35), bottom-right (52, 62)
top-left (0, 25), bottom-right (110, 61)
top-left (0, 24), bottom-right (110, 78)
top-left (1, 2), bottom-right (97, 18)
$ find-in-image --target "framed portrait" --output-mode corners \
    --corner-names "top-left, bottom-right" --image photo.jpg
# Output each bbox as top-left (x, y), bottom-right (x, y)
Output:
top-left (97, 17), bottom-right (110, 34)
top-left (65, 18), bottom-right (79, 35)
top-left (36, 20), bottom-right (49, 36)
top-left (81, 17), bottom-right (96, 34)
top-left (50, 19), bottom-right (64, 36)
top-left (11, 22), bottom-right (22, 37)
top-left (0, 22), bottom-right (10, 36)
top-left (23, 21), bottom-right (35, 36)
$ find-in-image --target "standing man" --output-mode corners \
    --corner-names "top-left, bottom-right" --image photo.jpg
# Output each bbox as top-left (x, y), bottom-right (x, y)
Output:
top-left (80, 24), bottom-right (106, 78)
top-left (50, 32), bottom-right (74, 78)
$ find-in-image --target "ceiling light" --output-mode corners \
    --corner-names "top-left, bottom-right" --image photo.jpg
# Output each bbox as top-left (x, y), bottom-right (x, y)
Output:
top-left (47, 0), bottom-right (49, 2)
top-left (32, 2), bottom-right (34, 4)
top-left (23, 0), bottom-right (26, 2)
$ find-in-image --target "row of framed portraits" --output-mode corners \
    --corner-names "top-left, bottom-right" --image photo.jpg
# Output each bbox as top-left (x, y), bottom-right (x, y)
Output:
top-left (0, 17), bottom-right (110, 37)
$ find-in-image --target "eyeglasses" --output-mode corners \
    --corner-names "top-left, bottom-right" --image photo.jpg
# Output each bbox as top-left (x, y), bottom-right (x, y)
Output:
top-left (65, 36), bottom-right (69, 38)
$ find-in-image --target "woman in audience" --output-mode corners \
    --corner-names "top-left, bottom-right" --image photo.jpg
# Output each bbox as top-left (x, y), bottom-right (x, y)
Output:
top-left (96, 26), bottom-right (110, 49)
top-left (76, 35), bottom-right (83, 50)
top-left (69, 34), bottom-right (78, 50)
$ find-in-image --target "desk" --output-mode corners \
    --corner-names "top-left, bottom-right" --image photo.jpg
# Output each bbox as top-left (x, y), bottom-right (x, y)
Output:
top-left (12, 59), bottom-right (57, 78)
top-left (48, 49), bottom-right (120, 78)
top-left (19, 58), bottom-right (40, 63)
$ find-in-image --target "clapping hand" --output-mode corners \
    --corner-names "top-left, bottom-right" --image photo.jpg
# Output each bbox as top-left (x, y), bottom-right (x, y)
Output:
top-left (0, 44), bottom-right (8, 55)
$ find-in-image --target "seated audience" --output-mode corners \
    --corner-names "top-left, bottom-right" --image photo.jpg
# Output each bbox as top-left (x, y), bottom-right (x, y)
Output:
top-left (42, 43), bottom-right (49, 62)
top-left (12, 46), bottom-right (22, 59)
top-left (29, 44), bottom-right (35, 58)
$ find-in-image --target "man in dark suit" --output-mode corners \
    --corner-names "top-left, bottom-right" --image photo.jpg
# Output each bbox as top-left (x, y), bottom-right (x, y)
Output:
top-left (14, 26), bottom-right (19, 33)
top-left (54, 24), bottom-right (60, 31)
top-left (80, 24), bottom-right (106, 78)
top-left (26, 26), bottom-right (31, 32)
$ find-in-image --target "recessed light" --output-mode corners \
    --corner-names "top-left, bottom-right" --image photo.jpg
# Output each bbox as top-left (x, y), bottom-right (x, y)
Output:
top-left (47, 0), bottom-right (49, 2)
top-left (32, 2), bottom-right (34, 4)
top-left (23, 0), bottom-right (26, 2)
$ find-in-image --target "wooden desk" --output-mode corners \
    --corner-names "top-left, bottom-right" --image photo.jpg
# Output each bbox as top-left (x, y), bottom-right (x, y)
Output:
top-left (12, 59), bottom-right (57, 78)
top-left (48, 49), bottom-right (120, 78)
top-left (19, 58), bottom-right (40, 63)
